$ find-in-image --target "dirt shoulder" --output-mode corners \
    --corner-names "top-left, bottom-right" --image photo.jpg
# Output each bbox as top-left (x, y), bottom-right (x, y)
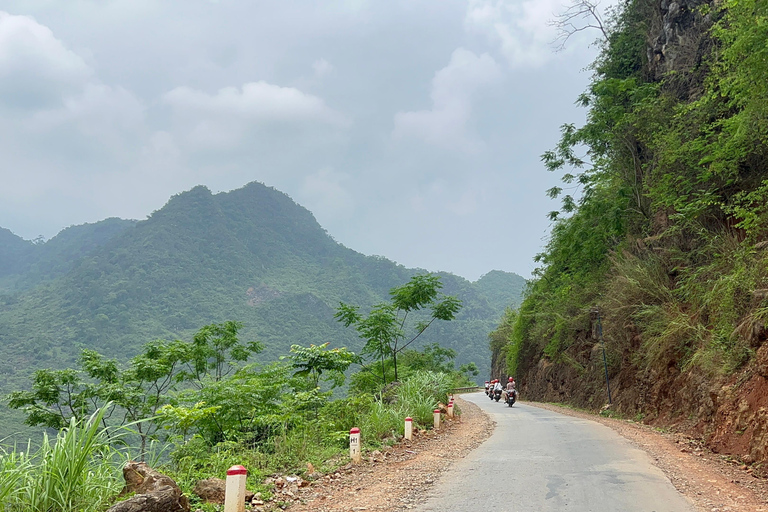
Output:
top-left (529, 402), bottom-right (768, 512)
top-left (277, 396), bottom-right (493, 512)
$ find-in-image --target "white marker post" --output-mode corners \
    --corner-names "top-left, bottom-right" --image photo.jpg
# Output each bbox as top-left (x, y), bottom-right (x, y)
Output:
top-left (404, 417), bottom-right (413, 441)
top-left (349, 427), bottom-right (362, 463)
top-left (224, 465), bottom-right (248, 512)
top-left (447, 400), bottom-right (454, 418)
top-left (433, 409), bottom-right (441, 430)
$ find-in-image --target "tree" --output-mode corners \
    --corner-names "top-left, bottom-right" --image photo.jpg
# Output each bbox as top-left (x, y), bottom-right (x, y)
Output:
top-left (286, 343), bottom-right (358, 390)
top-left (159, 363), bottom-right (289, 445)
top-left (6, 350), bottom-right (121, 430)
top-left (336, 274), bottom-right (462, 384)
top-left (180, 320), bottom-right (264, 386)
top-left (550, 0), bottom-right (609, 52)
top-left (7, 321), bottom-right (262, 456)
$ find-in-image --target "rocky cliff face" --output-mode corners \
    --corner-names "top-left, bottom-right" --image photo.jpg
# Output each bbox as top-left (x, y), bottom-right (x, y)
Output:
top-left (648, 0), bottom-right (714, 78)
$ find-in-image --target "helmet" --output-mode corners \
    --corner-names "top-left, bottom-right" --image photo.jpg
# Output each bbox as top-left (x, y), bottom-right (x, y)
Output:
top-left (509, 377), bottom-right (513, 382)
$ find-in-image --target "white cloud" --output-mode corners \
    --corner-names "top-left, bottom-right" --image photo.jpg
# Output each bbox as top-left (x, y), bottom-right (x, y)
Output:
top-left (0, 11), bottom-right (145, 167)
top-left (163, 81), bottom-right (348, 149)
top-left (465, 0), bottom-right (562, 67)
top-left (164, 82), bottom-right (344, 123)
top-left (392, 48), bottom-right (500, 151)
top-left (0, 11), bottom-right (93, 108)
top-left (29, 83), bottom-right (144, 135)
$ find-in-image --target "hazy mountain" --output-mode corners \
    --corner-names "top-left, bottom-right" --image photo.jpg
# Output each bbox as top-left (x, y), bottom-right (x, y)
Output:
top-left (0, 219), bottom-right (136, 292)
top-left (0, 182), bottom-right (525, 435)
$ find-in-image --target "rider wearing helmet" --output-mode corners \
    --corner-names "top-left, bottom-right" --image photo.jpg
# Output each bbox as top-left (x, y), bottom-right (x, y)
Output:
top-left (505, 377), bottom-right (517, 400)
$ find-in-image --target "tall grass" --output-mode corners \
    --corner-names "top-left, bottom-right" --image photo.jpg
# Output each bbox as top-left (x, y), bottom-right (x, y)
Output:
top-left (0, 407), bottom-right (123, 512)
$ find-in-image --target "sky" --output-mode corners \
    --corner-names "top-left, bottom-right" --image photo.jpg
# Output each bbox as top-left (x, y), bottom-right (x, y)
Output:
top-left (0, 0), bottom-right (614, 281)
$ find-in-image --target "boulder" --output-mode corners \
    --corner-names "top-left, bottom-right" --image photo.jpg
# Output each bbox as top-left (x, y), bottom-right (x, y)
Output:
top-left (106, 462), bottom-right (189, 512)
top-left (192, 477), bottom-right (255, 504)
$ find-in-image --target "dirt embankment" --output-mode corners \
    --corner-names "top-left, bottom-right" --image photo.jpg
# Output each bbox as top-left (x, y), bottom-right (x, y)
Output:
top-left (520, 338), bottom-right (768, 475)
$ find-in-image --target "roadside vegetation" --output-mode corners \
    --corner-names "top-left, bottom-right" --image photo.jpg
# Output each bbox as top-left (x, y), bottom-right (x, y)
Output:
top-left (495, 0), bottom-right (768, 408)
top-left (1, 275), bottom-right (476, 512)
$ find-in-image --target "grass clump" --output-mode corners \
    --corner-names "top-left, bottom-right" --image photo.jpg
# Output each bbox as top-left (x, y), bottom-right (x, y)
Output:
top-left (0, 407), bottom-right (122, 512)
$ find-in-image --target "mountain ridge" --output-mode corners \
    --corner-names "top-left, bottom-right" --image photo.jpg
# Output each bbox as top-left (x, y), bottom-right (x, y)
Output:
top-left (0, 181), bottom-right (525, 438)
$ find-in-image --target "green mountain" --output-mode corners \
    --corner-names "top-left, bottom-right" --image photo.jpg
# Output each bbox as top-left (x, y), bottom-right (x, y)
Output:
top-left (0, 182), bottom-right (525, 437)
top-left (0, 218), bottom-right (137, 292)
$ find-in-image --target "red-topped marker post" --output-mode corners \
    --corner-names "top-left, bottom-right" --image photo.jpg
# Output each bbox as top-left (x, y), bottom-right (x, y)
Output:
top-left (447, 400), bottom-right (454, 418)
top-left (433, 409), bottom-right (441, 430)
top-left (349, 427), bottom-right (362, 463)
top-left (404, 417), bottom-right (413, 441)
top-left (224, 465), bottom-right (248, 512)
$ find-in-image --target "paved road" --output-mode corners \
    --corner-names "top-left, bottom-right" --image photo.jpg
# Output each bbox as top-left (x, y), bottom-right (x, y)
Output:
top-left (415, 392), bottom-right (695, 512)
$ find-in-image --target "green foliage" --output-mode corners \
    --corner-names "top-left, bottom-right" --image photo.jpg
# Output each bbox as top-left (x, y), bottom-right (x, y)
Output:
top-left (7, 322), bottom-right (261, 455)
top-left (0, 407), bottom-right (122, 512)
top-left (182, 321), bottom-right (263, 385)
top-left (349, 343), bottom-right (477, 396)
top-left (0, 181), bottom-right (526, 438)
top-left (504, 0), bottom-right (768, 393)
top-left (160, 362), bottom-right (290, 447)
top-left (337, 274), bottom-right (462, 384)
top-left (285, 343), bottom-right (359, 390)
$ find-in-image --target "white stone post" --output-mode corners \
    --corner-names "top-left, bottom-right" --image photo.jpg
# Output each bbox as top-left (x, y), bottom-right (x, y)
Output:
top-left (447, 400), bottom-right (454, 418)
top-left (224, 465), bottom-right (248, 512)
top-left (349, 427), bottom-right (362, 463)
top-left (404, 417), bottom-right (413, 441)
top-left (433, 409), bottom-right (441, 430)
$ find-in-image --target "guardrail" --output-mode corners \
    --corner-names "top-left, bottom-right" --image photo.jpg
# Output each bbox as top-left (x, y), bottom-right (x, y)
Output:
top-left (452, 386), bottom-right (483, 394)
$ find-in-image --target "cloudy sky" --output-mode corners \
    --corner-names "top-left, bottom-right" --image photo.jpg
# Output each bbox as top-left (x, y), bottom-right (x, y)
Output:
top-left (0, 0), bottom-right (612, 281)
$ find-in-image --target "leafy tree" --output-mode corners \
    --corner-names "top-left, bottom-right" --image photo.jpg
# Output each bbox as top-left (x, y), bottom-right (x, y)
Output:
top-left (336, 274), bottom-right (462, 384)
top-left (7, 321), bottom-right (262, 455)
top-left (181, 320), bottom-right (264, 386)
top-left (160, 363), bottom-right (289, 445)
top-left (285, 343), bottom-right (358, 390)
top-left (6, 349), bottom-right (123, 431)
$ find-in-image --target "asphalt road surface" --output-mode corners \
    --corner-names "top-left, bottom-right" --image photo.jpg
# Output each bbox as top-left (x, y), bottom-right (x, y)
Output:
top-left (415, 392), bottom-right (695, 512)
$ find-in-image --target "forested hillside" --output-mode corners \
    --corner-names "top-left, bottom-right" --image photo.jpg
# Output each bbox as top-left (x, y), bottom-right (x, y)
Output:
top-left (0, 182), bottom-right (524, 437)
top-left (495, 0), bottom-right (768, 465)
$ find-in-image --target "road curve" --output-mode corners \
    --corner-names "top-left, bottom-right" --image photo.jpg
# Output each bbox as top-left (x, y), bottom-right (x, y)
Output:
top-left (415, 392), bottom-right (695, 512)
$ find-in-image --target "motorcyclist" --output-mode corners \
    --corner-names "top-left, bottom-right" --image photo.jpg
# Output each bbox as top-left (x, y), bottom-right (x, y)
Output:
top-left (484, 380), bottom-right (490, 395)
top-left (505, 377), bottom-right (517, 401)
top-left (493, 379), bottom-right (503, 395)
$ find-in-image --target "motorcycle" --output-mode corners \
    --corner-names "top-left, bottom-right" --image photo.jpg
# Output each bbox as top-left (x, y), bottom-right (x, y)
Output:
top-left (493, 388), bottom-right (502, 402)
top-left (506, 389), bottom-right (517, 407)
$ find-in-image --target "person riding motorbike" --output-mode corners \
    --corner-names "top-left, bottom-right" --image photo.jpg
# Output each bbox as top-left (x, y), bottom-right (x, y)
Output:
top-left (505, 377), bottom-right (517, 401)
top-left (492, 379), bottom-right (503, 400)
top-left (484, 380), bottom-right (490, 395)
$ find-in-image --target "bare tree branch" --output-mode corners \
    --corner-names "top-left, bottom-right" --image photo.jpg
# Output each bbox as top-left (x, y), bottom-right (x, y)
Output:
top-left (550, 0), bottom-right (609, 52)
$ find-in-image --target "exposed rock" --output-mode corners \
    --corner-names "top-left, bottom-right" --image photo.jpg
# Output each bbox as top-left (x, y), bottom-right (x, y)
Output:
top-left (192, 478), bottom-right (226, 504)
top-left (107, 462), bottom-right (189, 512)
top-left (648, 0), bottom-right (715, 80)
